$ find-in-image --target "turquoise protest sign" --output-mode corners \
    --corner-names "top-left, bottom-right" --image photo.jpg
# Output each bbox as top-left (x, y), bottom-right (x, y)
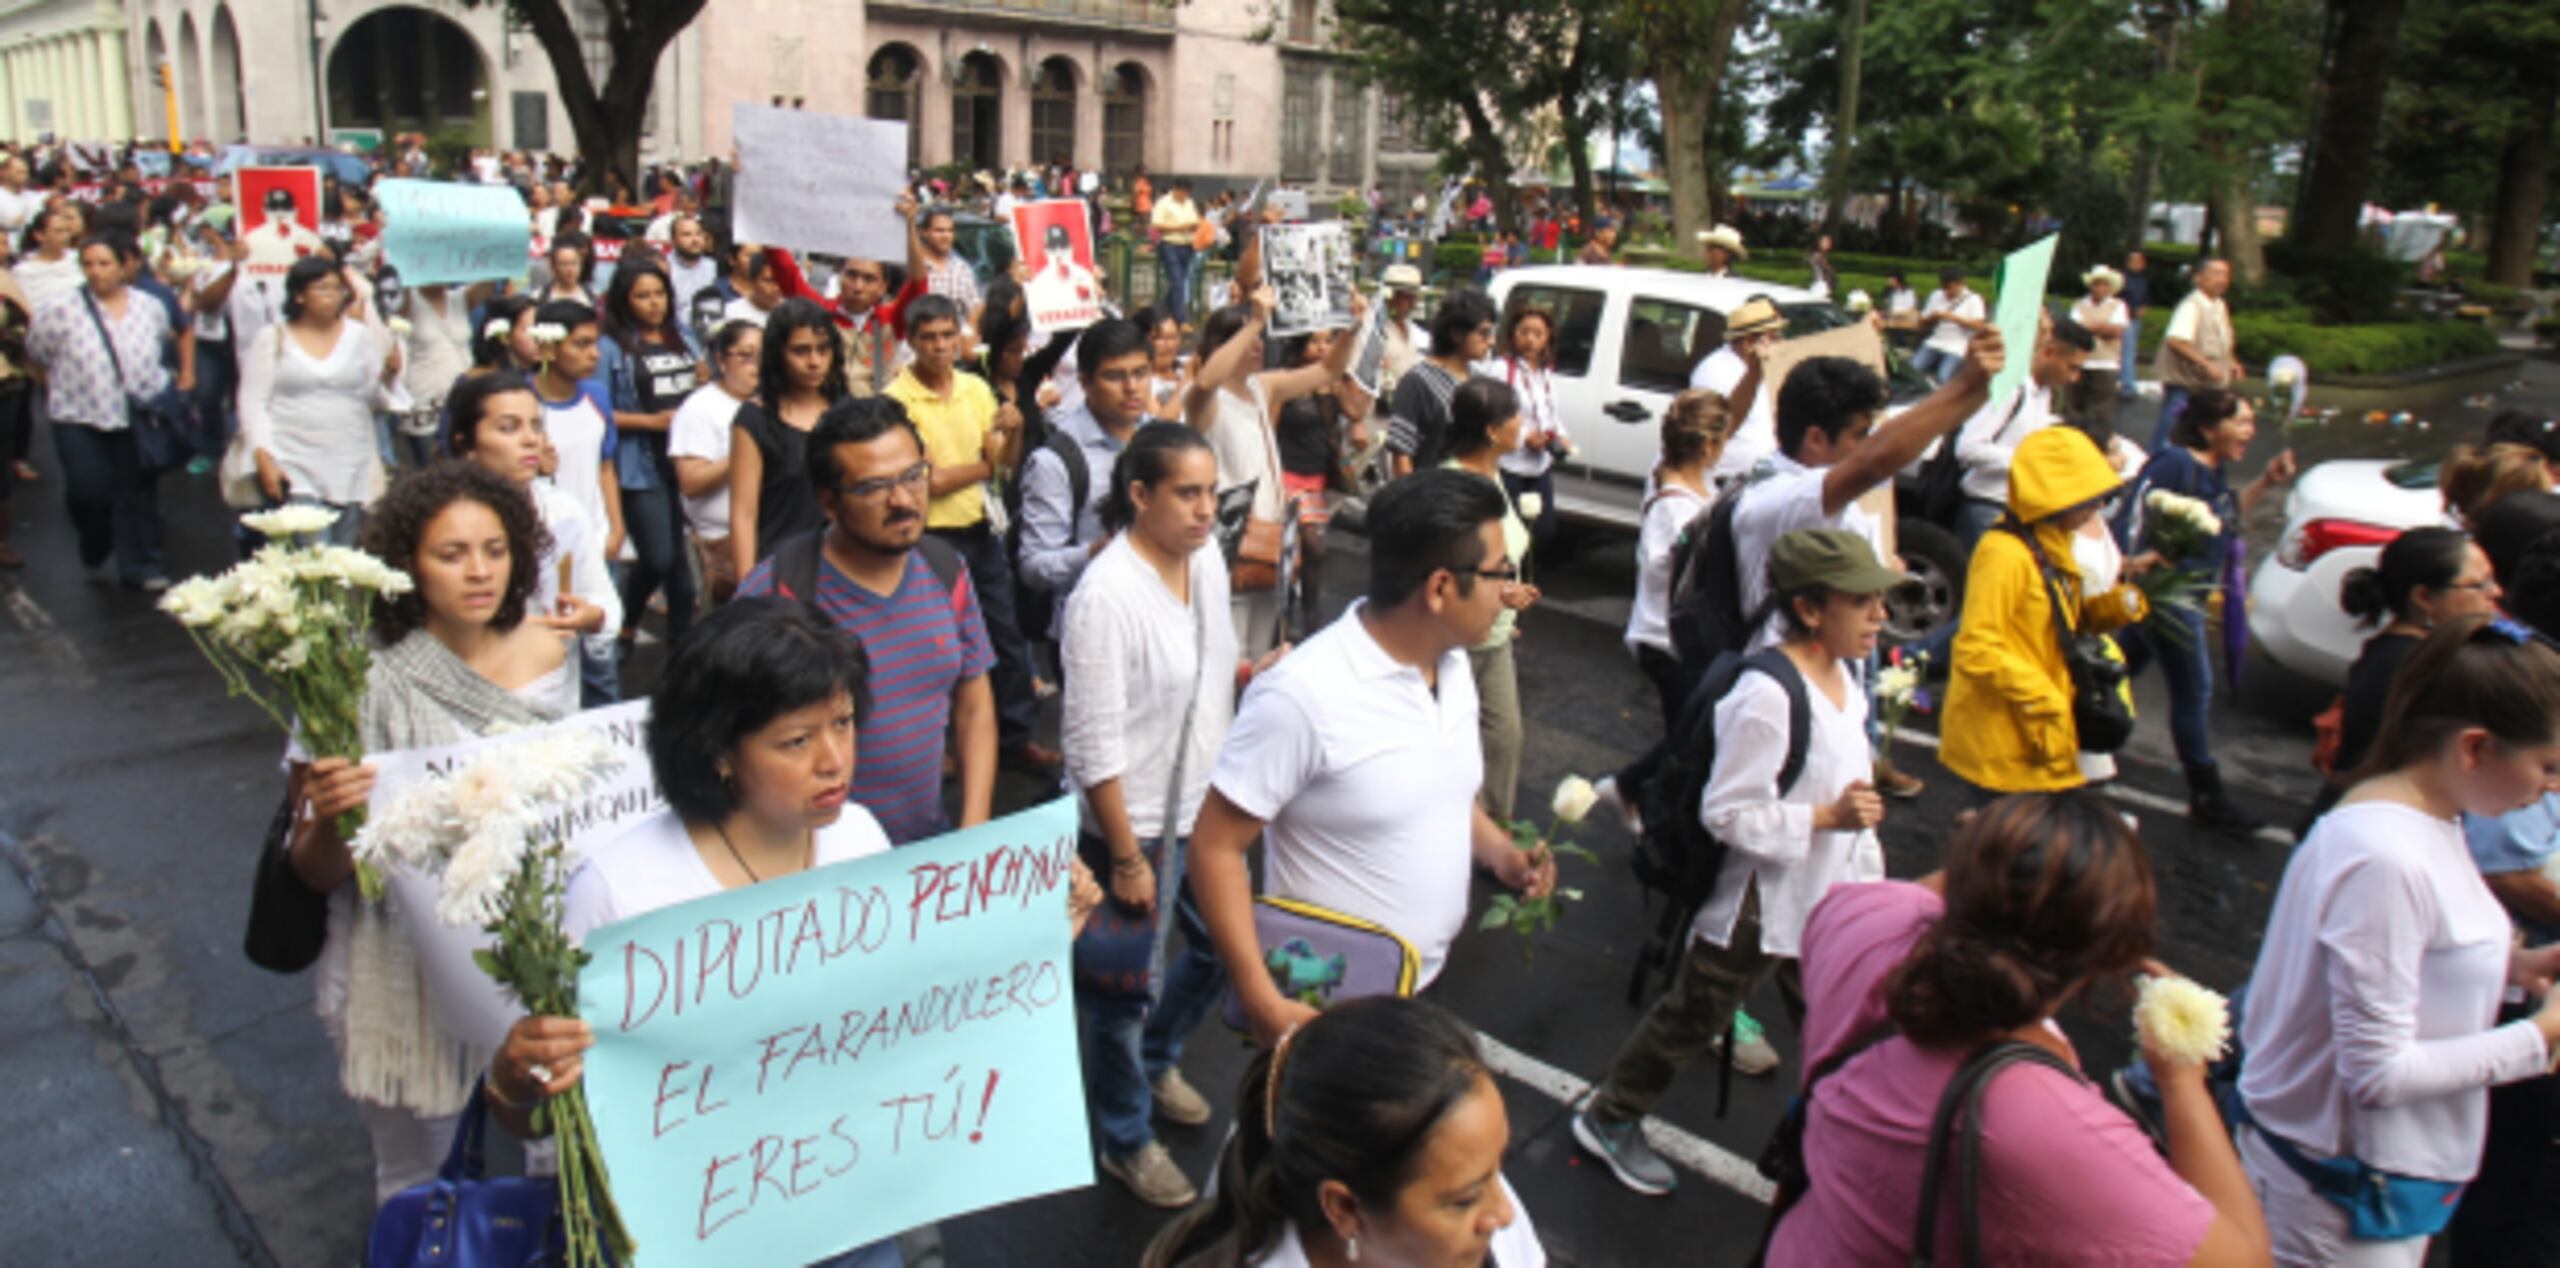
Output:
top-left (375, 178), bottom-right (532, 285)
top-left (1986, 234), bottom-right (2059, 407)
top-left (577, 797), bottom-right (1093, 1266)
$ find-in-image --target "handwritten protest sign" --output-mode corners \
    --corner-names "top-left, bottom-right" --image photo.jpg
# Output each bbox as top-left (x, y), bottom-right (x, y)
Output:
top-left (732, 105), bottom-right (908, 262)
top-left (376, 179), bottom-right (535, 285)
top-left (577, 797), bottom-right (1092, 1267)
top-left (364, 701), bottom-right (660, 1052)
top-left (1987, 234), bottom-right (2058, 408)
top-left (1013, 199), bottom-right (1105, 334)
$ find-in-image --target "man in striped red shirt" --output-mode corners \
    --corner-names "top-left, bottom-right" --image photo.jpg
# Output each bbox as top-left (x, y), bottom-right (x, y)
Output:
top-left (737, 397), bottom-right (998, 844)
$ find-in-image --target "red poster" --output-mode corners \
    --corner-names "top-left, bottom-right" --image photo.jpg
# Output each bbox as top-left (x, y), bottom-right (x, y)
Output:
top-left (1012, 199), bottom-right (1104, 335)
top-left (235, 167), bottom-right (326, 313)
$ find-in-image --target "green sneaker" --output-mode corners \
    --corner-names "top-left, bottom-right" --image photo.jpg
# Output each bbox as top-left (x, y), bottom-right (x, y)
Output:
top-left (1720, 1009), bottom-right (1782, 1076)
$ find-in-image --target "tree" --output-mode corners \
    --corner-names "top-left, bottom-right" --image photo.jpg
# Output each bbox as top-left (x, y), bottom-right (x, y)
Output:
top-left (2380, 0), bottom-right (2560, 286)
top-left (2292, 0), bottom-right (2411, 254)
top-left (1822, 0), bottom-right (1868, 229)
top-left (463, 0), bottom-right (708, 193)
top-left (1626, 0), bottom-right (1754, 258)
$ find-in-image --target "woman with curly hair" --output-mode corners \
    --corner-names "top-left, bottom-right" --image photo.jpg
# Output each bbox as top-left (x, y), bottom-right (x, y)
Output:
top-left (282, 460), bottom-right (576, 1207)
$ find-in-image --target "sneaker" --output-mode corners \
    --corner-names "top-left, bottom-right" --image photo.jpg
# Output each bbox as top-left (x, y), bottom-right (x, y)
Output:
top-left (1873, 758), bottom-right (1926, 801)
top-left (1718, 1011), bottom-right (1783, 1076)
top-left (1572, 1106), bottom-right (1678, 1196)
top-left (1593, 775), bottom-right (1643, 837)
top-left (1099, 1141), bottom-right (1198, 1209)
top-left (1152, 1068), bottom-right (1213, 1127)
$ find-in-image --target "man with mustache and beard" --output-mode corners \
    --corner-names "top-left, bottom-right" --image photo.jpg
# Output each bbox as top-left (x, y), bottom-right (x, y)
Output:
top-left (736, 396), bottom-right (1000, 844)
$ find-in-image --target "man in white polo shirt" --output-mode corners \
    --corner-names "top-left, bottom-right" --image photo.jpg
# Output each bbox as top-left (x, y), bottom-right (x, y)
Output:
top-left (1688, 295), bottom-right (1785, 487)
top-left (1193, 470), bottom-right (1558, 1047)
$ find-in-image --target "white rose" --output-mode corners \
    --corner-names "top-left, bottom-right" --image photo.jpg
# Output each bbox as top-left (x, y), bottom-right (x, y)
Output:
top-left (1551, 775), bottom-right (1598, 825)
top-left (1518, 492), bottom-right (1545, 521)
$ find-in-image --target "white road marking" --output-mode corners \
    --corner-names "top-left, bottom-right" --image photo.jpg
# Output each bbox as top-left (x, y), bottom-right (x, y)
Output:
top-left (1886, 725), bottom-right (2295, 846)
top-left (2, 583), bottom-right (95, 689)
top-left (1475, 1030), bottom-right (1778, 1203)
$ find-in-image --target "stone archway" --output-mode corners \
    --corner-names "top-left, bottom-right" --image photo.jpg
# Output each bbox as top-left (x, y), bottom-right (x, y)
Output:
top-left (951, 50), bottom-right (1003, 173)
top-left (210, 5), bottom-right (247, 143)
top-left (866, 43), bottom-right (924, 167)
top-left (1029, 55), bottom-right (1077, 169)
top-left (325, 5), bottom-right (491, 144)
top-left (175, 13), bottom-right (206, 141)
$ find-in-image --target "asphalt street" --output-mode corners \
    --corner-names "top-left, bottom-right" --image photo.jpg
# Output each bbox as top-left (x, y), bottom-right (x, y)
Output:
top-left (0, 364), bottom-right (2544, 1267)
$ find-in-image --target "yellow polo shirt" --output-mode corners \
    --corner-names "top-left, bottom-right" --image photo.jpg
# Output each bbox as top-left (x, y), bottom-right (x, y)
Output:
top-left (886, 367), bottom-right (997, 529)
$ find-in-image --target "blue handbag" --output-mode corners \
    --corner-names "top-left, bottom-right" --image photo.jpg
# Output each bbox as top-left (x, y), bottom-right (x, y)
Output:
top-left (79, 289), bottom-right (207, 473)
top-left (366, 1083), bottom-right (573, 1267)
top-left (2230, 1095), bottom-right (2466, 1241)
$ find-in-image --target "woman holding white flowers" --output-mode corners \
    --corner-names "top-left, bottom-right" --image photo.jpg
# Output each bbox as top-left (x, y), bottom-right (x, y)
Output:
top-left (2239, 617), bottom-right (2560, 1266)
top-left (1767, 792), bottom-right (2268, 1265)
top-left (287, 462), bottom-right (573, 1204)
top-left (240, 256), bottom-right (400, 547)
top-left (2118, 389), bottom-right (2296, 834)
top-left (1576, 528), bottom-right (1898, 1199)
top-left (1440, 376), bottom-right (1540, 820)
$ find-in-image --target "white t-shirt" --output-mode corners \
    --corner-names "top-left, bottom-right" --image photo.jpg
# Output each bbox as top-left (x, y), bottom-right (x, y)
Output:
top-left (1248, 1175), bottom-right (1545, 1267)
top-left (1627, 482), bottom-right (1711, 658)
top-left (530, 481), bottom-right (622, 639)
top-left (1730, 456), bottom-right (1882, 651)
top-left (564, 806), bottom-right (893, 941)
top-left (1920, 288), bottom-right (1984, 355)
top-left (667, 385), bottom-right (744, 539)
top-left (1690, 345), bottom-right (1776, 481)
top-left (1952, 382), bottom-right (2054, 507)
top-left (1210, 603), bottom-right (1483, 987)
top-left (720, 296), bottom-right (773, 330)
top-left (541, 389), bottom-right (614, 550)
top-left (1694, 667), bottom-right (1883, 955)
top-left (1060, 537), bottom-right (1239, 841)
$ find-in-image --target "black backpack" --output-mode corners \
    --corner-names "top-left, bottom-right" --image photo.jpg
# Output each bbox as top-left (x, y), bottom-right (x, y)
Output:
top-left (1007, 431), bottom-right (1094, 639)
top-left (1625, 648), bottom-right (1812, 1008)
top-left (1916, 391), bottom-right (2031, 526)
top-left (1663, 486), bottom-right (1764, 676)
top-left (770, 529), bottom-right (966, 622)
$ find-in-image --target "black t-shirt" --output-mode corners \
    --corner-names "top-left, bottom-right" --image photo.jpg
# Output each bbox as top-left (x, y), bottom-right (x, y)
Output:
top-left (1276, 392), bottom-right (1342, 477)
top-left (633, 344), bottom-right (701, 415)
top-left (734, 400), bottom-right (826, 560)
top-left (1389, 361), bottom-right (1462, 469)
top-left (2336, 631), bottom-right (2422, 777)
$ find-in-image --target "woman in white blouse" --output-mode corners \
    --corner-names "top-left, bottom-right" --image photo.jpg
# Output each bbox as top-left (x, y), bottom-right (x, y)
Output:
top-left (2238, 616), bottom-right (2560, 1266)
top-left (1599, 390), bottom-right (1733, 829)
top-left (241, 257), bottom-right (400, 546)
top-left (1484, 307), bottom-right (1570, 552)
top-left (1575, 527), bottom-right (1896, 1196)
top-left (1061, 422), bottom-right (1264, 1210)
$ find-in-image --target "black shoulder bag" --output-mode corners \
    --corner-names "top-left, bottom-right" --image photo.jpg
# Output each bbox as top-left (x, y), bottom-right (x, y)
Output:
top-left (2002, 523), bottom-right (2136, 755)
top-left (1912, 1040), bottom-right (2088, 1268)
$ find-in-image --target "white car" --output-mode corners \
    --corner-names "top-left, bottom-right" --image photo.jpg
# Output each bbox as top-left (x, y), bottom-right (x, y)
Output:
top-left (2248, 458), bottom-right (2446, 685)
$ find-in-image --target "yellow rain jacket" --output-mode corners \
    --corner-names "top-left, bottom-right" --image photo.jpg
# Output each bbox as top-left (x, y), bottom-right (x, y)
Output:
top-left (1938, 428), bottom-right (2149, 792)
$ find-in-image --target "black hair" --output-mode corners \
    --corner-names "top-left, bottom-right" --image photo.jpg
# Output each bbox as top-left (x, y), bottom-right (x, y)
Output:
top-left (756, 298), bottom-right (849, 418)
top-left (1099, 421), bottom-right (1215, 533)
top-left (1425, 287), bottom-right (1498, 354)
top-left (547, 230), bottom-right (593, 284)
top-left (707, 317), bottom-right (761, 369)
top-left (473, 294), bottom-right (537, 369)
top-left (906, 293), bottom-right (964, 337)
top-left (1141, 997), bottom-right (1490, 1268)
top-left (920, 205), bottom-right (957, 231)
top-left (648, 597), bottom-right (873, 826)
top-left (533, 299), bottom-right (598, 342)
top-left (278, 255), bottom-right (343, 320)
top-left (444, 370), bottom-right (541, 456)
top-left (806, 395), bottom-right (924, 494)
top-left (738, 252), bottom-right (774, 284)
top-left (1775, 356), bottom-right (1889, 458)
top-left (2047, 315), bottom-right (2095, 354)
top-left (1773, 582), bottom-right (1845, 637)
top-left (1938, 265), bottom-right (1966, 285)
top-left (2471, 490), bottom-right (2560, 591)
top-left (1364, 468), bottom-right (1507, 609)
top-left (79, 228), bottom-right (141, 266)
top-left (2351, 615), bottom-right (2560, 784)
top-left (1446, 376), bottom-right (1520, 457)
top-left (2168, 389), bottom-right (2245, 450)
top-left (601, 255), bottom-right (686, 351)
top-left (2340, 527), bottom-right (2474, 629)
top-left (1198, 302), bottom-right (1257, 366)
top-left (363, 461), bottom-right (550, 645)
top-left (1076, 317), bottom-right (1149, 379)
top-left (2485, 410), bottom-right (2560, 466)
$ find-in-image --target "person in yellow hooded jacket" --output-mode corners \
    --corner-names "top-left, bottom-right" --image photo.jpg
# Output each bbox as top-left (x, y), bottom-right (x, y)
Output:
top-left (1939, 426), bottom-right (2149, 795)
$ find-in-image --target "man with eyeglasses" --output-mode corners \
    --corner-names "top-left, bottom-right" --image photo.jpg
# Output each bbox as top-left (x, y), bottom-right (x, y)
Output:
top-left (1017, 317), bottom-right (1154, 636)
top-left (1190, 470), bottom-right (1559, 1049)
top-left (734, 397), bottom-right (1000, 844)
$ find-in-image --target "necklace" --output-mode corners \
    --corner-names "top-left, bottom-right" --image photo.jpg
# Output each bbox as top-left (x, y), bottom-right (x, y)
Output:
top-left (711, 820), bottom-right (808, 885)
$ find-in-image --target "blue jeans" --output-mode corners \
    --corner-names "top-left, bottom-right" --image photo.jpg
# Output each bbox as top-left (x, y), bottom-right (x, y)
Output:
top-left (2122, 603), bottom-right (2215, 771)
top-left (193, 339), bottom-right (236, 447)
top-left (2117, 327), bottom-right (2140, 396)
top-left (1159, 244), bottom-right (1197, 323)
top-left (51, 421), bottom-right (164, 583)
top-left (1077, 873), bottom-right (1227, 1160)
top-left (285, 492), bottom-right (365, 546)
top-left (1910, 345), bottom-right (1964, 384)
top-left (616, 478), bottom-right (697, 652)
top-left (2151, 384), bottom-right (2193, 455)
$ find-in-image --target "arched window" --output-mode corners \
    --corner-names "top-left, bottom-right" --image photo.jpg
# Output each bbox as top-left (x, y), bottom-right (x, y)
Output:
top-left (866, 45), bottom-right (922, 166)
top-left (1102, 63), bottom-right (1146, 175)
top-left (1030, 57), bottom-right (1077, 168)
top-left (952, 51), bottom-right (1002, 172)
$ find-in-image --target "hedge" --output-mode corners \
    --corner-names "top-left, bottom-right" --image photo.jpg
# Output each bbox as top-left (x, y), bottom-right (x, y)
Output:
top-left (2132, 306), bottom-right (2501, 377)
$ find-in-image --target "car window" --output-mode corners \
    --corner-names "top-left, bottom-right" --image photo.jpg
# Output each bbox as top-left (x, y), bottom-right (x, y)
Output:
top-left (1621, 297), bottom-right (1722, 393)
top-left (1503, 285), bottom-right (1606, 378)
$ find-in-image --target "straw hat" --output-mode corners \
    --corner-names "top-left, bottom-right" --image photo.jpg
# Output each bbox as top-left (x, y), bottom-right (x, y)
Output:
top-left (2082, 264), bottom-right (2123, 291)
top-left (1696, 223), bottom-right (1751, 260)
top-left (1726, 296), bottom-right (1786, 338)
top-left (1382, 264), bottom-right (1425, 292)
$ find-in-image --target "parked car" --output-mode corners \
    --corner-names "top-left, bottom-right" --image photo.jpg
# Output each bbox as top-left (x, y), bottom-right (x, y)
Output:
top-left (2248, 457), bottom-right (2447, 685)
top-left (1479, 265), bottom-right (1956, 640)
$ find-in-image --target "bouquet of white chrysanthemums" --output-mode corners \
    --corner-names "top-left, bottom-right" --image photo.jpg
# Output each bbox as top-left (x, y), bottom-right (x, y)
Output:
top-left (160, 506), bottom-right (412, 895)
top-left (356, 729), bottom-right (634, 1268)
top-left (2135, 490), bottom-right (2224, 643)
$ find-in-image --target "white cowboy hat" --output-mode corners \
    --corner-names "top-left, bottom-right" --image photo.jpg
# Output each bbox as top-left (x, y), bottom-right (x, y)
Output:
top-left (1381, 264), bottom-right (1425, 291)
top-left (1695, 224), bottom-right (1750, 260)
top-left (2082, 264), bottom-right (2123, 290)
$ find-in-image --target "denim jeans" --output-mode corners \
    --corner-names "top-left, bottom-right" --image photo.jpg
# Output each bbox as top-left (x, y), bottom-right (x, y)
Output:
top-left (1076, 874), bottom-right (1228, 1160)
top-left (2151, 384), bottom-right (2194, 455)
top-left (1159, 244), bottom-right (1197, 324)
top-left (285, 492), bottom-right (365, 546)
top-left (2121, 603), bottom-right (2215, 771)
top-left (193, 338), bottom-right (236, 448)
top-left (927, 525), bottom-right (1038, 749)
top-left (2117, 337), bottom-right (2140, 396)
top-left (616, 478), bottom-right (697, 652)
top-left (52, 420), bottom-right (164, 582)
top-left (1910, 345), bottom-right (1964, 384)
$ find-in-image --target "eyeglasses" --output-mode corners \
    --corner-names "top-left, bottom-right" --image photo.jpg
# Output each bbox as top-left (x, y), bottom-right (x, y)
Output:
top-left (837, 461), bottom-right (932, 502)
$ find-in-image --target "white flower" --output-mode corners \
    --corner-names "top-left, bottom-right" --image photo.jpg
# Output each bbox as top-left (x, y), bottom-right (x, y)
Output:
top-left (158, 576), bottom-right (227, 628)
top-left (436, 826), bottom-right (521, 928)
top-left (528, 322), bottom-right (569, 346)
top-left (482, 318), bottom-right (514, 341)
top-left (2271, 365), bottom-right (2299, 390)
top-left (449, 763), bottom-right (516, 823)
top-left (1551, 775), bottom-right (1598, 825)
top-left (240, 504), bottom-right (341, 540)
top-left (1876, 663), bottom-right (1922, 706)
top-left (387, 317), bottom-right (414, 338)
top-left (2133, 974), bottom-right (2232, 1066)
top-left (1845, 289), bottom-right (1874, 314)
top-left (1518, 492), bottom-right (1545, 521)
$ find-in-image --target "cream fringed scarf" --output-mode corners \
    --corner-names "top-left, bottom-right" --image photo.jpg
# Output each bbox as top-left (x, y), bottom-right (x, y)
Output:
top-left (337, 632), bottom-right (570, 1115)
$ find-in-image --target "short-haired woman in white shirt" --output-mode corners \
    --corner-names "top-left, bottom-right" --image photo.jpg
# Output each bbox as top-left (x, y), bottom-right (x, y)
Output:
top-left (1064, 421), bottom-right (1272, 1210)
top-left (240, 256), bottom-right (399, 547)
top-left (2238, 615), bottom-right (2560, 1265)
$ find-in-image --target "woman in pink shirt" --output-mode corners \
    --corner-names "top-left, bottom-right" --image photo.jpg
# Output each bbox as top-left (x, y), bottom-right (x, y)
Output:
top-left (1770, 793), bottom-right (2270, 1267)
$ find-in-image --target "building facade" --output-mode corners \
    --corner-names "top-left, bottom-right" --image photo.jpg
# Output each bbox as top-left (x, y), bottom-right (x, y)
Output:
top-left (1, 0), bottom-right (137, 143)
